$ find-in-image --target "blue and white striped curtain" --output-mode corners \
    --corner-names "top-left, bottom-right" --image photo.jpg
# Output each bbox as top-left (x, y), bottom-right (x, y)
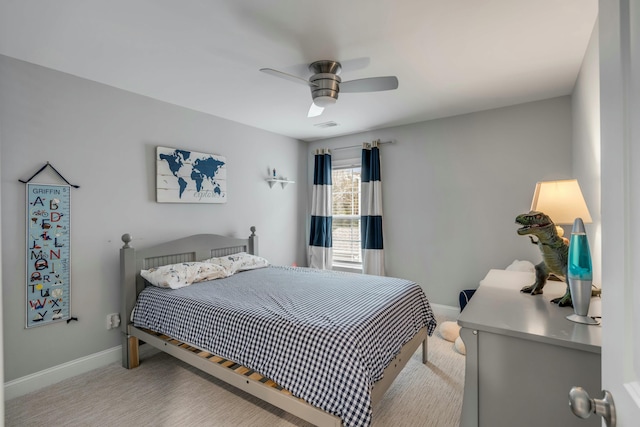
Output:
top-left (308, 149), bottom-right (333, 269)
top-left (361, 140), bottom-right (385, 276)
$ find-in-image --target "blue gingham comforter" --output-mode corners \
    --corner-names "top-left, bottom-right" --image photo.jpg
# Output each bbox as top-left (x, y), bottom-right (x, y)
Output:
top-left (133, 266), bottom-right (436, 427)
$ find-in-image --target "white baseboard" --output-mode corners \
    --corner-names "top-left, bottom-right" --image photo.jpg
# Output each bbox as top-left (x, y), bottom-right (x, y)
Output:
top-left (430, 303), bottom-right (460, 320)
top-left (4, 345), bottom-right (121, 401)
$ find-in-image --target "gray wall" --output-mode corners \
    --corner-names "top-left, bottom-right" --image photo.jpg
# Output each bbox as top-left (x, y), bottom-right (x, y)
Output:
top-left (1, 34), bottom-right (600, 383)
top-left (308, 97), bottom-right (573, 307)
top-left (572, 19), bottom-right (601, 285)
top-left (0, 55), bottom-right (307, 381)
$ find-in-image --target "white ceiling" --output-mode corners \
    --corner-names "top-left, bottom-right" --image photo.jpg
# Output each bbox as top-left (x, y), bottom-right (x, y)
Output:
top-left (0, 0), bottom-right (598, 142)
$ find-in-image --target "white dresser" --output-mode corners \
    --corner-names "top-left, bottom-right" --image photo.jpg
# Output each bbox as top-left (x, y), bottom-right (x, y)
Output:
top-left (457, 269), bottom-right (602, 427)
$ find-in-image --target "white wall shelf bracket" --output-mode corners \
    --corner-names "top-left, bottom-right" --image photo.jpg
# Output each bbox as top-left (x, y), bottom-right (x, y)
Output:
top-left (266, 178), bottom-right (295, 189)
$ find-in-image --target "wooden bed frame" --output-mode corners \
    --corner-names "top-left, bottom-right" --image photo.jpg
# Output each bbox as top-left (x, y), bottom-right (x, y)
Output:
top-left (120, 227), bottom-right (428, 427)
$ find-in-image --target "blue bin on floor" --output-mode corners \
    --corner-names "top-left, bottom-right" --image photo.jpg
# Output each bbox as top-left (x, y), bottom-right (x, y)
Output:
top-left (459, 289), bottom-right (476, 312)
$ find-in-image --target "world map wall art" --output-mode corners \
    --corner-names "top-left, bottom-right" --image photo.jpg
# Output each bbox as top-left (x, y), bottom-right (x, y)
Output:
top-left (156, 146), bottom-right (227, 204)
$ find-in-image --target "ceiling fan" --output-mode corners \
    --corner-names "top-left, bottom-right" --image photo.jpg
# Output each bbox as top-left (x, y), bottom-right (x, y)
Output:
top-left (260, 60), bottom-right (399, 117)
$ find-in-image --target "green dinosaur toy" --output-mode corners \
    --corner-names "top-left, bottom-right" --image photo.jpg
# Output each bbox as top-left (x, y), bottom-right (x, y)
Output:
top-left (515, 211), bottom-right (573, 306)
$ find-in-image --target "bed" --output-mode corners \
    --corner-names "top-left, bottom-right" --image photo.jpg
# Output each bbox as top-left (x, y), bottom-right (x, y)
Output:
top-left (120, 227), bottom-right (436, 427)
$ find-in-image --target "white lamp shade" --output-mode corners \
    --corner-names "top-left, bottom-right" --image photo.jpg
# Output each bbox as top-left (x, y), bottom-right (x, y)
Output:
top-left (530, 179), bottom-right (592, 224)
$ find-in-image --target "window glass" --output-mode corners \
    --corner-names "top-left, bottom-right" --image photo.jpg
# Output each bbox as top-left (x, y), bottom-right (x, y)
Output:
top-left (332, 167), bottom-right (361, 268)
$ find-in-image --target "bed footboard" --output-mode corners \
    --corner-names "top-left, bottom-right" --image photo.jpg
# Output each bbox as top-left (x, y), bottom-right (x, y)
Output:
top-left (423, 334), bottom-right (428, 364)
top-left (128, 325), bottom-right (343, 427)
top-left (126, 323), bottom-right (426, 425)
top-left (370, 326), bottom-right (428, 406)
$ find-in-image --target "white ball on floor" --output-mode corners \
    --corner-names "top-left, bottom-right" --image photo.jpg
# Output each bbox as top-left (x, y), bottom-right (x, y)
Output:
top-left (438, 321), bottom-right (461, 342)
top-left (454, 336), bottom-right (466, 355)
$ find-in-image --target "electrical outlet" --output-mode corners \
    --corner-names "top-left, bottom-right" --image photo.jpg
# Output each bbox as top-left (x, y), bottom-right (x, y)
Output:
top-left (106, 313), bottom-right (120, 329)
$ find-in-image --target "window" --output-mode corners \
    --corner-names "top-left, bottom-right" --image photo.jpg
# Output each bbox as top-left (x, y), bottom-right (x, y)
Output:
top-left (332, 166), bottom-right (361, 270)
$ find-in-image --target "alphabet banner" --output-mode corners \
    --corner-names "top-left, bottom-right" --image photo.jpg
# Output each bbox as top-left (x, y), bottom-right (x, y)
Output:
top-left (26, 183), bottom-right (70, 327)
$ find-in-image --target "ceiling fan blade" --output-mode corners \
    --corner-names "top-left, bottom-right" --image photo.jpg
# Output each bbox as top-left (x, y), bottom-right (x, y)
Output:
top-left (260, 68), bottom-right (318, 87)
top-left (308, 102), bottom-right (324, 118)
top-left (340, 76), bottom-right (399, 93)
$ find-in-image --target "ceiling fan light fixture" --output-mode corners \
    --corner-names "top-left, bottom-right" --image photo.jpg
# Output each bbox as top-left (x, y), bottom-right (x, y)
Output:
top-left (313, 95), bottom-right (337, 108)
top-left (260, 59), bottom-right (399, 116)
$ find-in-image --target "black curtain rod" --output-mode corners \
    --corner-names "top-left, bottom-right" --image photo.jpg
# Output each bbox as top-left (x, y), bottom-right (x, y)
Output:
top-left (332, 140), bottom-right (394, 151)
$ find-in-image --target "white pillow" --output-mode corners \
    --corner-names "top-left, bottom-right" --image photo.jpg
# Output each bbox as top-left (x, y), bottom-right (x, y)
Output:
top-left (141, 262), bottom-right (228, 289)
top-left (479, 269), bottom-right (536, 290)
top-left (505, 259), bottom-right (535, 272)
top-left (204, 252), bottom-right (269, 275)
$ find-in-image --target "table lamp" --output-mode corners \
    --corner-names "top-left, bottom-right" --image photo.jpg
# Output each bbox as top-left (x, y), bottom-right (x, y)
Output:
top-left (530, 179), bottom-right (592, 240)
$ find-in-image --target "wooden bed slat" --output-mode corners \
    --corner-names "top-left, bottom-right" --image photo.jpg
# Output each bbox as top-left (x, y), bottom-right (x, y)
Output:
top-left (248, 372), bottom-right (263, 381)
top-left (138, 327), bottom-right (301, 388)
top-left (234, 366), bottom-right (250, 375)
top-left (132, 322), bottom-right (427, 418)
top-left (127, 325), bottom-right (345, 425)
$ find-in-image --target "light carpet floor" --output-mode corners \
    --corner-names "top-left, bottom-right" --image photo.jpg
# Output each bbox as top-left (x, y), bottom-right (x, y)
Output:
top-left (6, 316), bottom-right (464, 426)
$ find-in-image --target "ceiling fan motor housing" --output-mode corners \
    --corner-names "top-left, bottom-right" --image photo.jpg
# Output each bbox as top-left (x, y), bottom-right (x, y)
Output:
top-left (309, 60), bottom-right (342, 107)
top-left (310, 73), bottom-right (341, 106)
